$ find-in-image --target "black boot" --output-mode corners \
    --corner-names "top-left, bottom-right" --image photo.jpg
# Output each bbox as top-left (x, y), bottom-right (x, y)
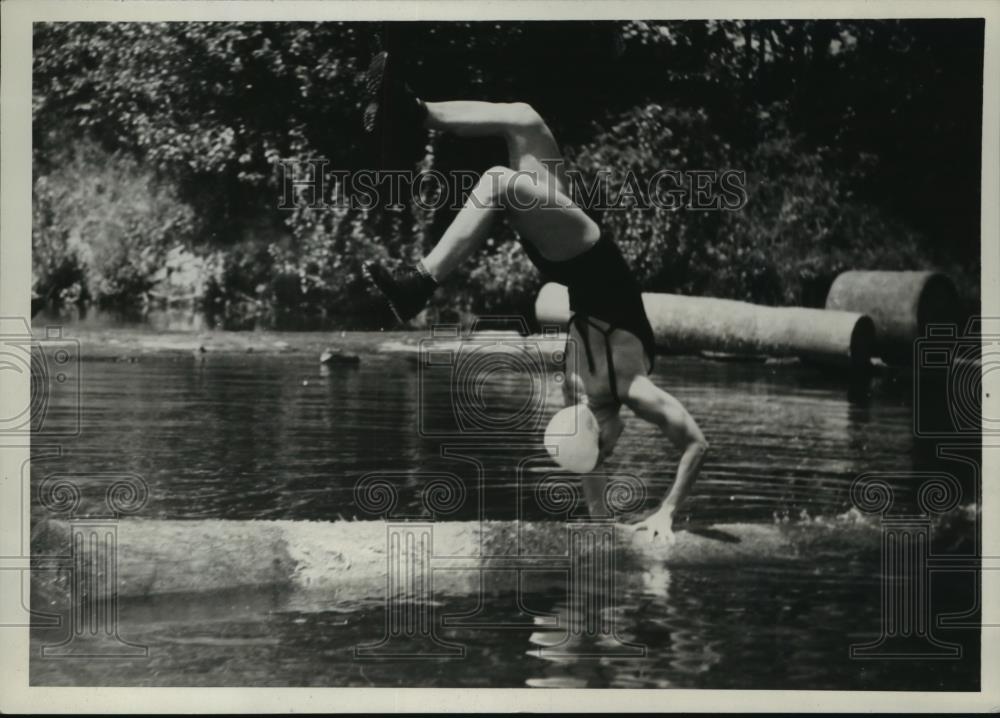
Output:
top-left (363, 260), bottom-right (438, 323)
top-left (362, 51), bottom-right (428, 170)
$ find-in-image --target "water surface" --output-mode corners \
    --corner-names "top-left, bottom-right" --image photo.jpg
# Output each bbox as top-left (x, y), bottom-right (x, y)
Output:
top-left (29, 333), bottom-right (980, 689)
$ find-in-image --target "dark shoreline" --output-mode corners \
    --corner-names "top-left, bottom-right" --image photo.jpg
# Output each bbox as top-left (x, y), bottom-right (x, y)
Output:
top-left (31, 326), bottom-right (424, 362)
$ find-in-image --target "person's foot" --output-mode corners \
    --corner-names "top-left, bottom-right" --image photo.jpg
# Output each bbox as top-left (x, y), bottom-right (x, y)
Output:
top-left (361, 51), bottom-right (428, 169)
top-left (363, 260), bottom-right (437, 323)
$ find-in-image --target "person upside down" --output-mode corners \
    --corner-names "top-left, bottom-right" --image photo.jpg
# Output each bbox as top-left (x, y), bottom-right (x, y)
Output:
top-left (361, 51), bottom-right (709, 543)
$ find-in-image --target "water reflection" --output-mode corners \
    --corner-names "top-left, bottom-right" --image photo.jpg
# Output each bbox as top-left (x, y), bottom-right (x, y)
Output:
top-left (31, 348), bottom-right (912, 524)
top-left (524, 560), bottom-right (726, 688)
top-left (28, 342), bottom-right (979, 688)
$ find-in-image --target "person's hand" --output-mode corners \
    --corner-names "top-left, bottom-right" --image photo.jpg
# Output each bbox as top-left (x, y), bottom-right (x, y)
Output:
top-left (629, 507), bottom-right (676, 547)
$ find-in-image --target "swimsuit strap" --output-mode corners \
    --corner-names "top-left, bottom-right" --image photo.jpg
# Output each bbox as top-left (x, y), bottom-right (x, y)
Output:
top-left (601, 323), bottom-right (621, 404)
top-left (569, 314), bottom-right (596, 373)
top-left (569, 313), bottom-right (622, 405)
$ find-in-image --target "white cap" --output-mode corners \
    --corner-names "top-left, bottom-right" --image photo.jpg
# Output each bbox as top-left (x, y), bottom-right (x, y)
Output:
top-left (544, 403), bottom-right (600, 474)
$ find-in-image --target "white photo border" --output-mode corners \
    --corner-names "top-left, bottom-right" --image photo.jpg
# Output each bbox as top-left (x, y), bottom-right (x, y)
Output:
top-left (2, 0), bottom-right (997, 713)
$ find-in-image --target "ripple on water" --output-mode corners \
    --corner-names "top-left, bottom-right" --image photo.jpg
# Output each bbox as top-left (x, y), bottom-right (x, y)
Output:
top-left (29, 349), bottom-right (978, 689)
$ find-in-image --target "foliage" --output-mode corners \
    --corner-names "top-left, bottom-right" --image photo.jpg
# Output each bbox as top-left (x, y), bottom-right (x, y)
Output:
top-left (31, 19), bottom-right (983, 325)
top-left (32, 142), bottom-right (196, 309)
top-left (571, 102), bottom-right (934, 306)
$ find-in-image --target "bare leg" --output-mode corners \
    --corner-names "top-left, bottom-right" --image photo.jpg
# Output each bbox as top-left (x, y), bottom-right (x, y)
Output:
top-left (415, 99), bottom-right (600, 282)
top-left (578, 402), bottom-right (626, 517)
top-left (562, 318), bottom-right (628, 519)
top-left (424, 101), bottom-right (570, 194)
top-left (365, 98), bottom-right (599, 320)
top-left (421, 163), bottom-right (599, 281)
top-left (421, 168), bottom-right (505, 280)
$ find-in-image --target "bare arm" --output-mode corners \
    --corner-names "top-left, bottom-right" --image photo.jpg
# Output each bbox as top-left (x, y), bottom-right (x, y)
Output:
top-left (662, 423), bottom-right (709, 516)
top-left (623, 376), bottom-right (709, 539)
top-left (658, 398), bottom-right (706, 506)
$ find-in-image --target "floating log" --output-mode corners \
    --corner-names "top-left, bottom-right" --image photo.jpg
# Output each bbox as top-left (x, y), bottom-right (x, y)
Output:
top-left (535, 283), bottom-right (875, 369)
top-left (825, 270), bottom-right (960, 366)
top-left (33, 518), bottom-right (880, 600)
top-left (378, 332), bottom-right (566, 366)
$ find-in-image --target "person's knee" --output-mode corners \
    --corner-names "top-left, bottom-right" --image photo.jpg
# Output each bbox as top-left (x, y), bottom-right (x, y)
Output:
top-left (477, 165), bottom-right (546, 210)
top-left (504, 102), bottom-right (545, 129)
top-left (506, 170), bottom-right (548, 209)
top-left (500, 103), bottom-right (551, 155)
top-left (475, 166), bottom-right (517, 204)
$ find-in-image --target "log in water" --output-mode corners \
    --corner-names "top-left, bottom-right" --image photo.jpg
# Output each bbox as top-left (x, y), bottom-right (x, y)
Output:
top-left (33, 518), bottom-right (881, 600)
top-left (535, 283), bottom-right (875, 368)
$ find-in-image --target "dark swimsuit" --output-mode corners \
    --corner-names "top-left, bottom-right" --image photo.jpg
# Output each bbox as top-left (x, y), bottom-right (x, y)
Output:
top-left (520, 228), bottom-right (656, 404)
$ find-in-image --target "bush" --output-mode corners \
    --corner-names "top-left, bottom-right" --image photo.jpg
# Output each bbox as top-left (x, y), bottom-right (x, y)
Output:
top-left (31, 20), bottom-right (981, 326)
top-left (570, 102), bottom-right (944, 307)
top-left (32, 142), bottom-right (197, 310)
top-left (32, 176), bottom-right (86, 307)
